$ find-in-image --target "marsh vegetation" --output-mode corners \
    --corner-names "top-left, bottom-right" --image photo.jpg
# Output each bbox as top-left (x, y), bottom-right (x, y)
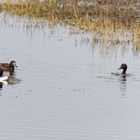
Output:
top-left (1, 0), bottom-right (140, 50)
top-left (1, 0), bottom-right (140, 30)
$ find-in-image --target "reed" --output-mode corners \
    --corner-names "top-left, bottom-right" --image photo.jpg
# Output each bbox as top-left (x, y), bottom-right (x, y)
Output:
top-left (1, 0), bottom-right (140, 32)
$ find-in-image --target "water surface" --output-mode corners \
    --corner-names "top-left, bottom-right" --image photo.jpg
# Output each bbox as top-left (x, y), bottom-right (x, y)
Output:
top-left (0, 13), bottom-right (140, 140)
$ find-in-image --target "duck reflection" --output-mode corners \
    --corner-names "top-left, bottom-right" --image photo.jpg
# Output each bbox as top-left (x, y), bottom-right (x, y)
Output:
top-left (0, 71), bottom-right (21, 90)
top-left (0, 80), bottom-right (8, 91)
top-left (119, 76), bottom-right (127, 96)
top-left (0, 82), bottom-right (3, 89)
top-left (111, 64), bottom-right (129, 96)
top-left (7, 73), bottom-right (21, 85)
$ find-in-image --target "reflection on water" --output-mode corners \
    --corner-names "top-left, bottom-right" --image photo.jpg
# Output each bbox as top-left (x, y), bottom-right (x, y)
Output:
top-left (0, 82), bottom-right (3, 89)
top-left (8, 75), bottom-right (21, 85)
top-left (97, 74), bottom-right (127, 95)
top-left (0, 74), bottom-right (21, 91)
top-left (119, 76), bottom-right (127, 96)
top-left (1, 12), bottom-right (140, 57)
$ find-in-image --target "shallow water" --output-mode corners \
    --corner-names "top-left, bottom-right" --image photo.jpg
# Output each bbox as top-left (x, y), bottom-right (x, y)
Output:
top-left (0, 13), bottom-right (140, 140)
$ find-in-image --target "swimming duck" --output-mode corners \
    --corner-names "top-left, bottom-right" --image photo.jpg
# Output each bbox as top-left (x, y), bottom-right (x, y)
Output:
top-left (111, 63), bottom-right (128, 77)
top-left (118, 63), bottom-right (127, 75)
top-left (0, 60), bottom-right (17, 73)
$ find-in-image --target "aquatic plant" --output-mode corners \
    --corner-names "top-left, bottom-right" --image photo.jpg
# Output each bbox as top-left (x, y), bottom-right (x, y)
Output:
top-left (1, 0), bottom-right (140, 46)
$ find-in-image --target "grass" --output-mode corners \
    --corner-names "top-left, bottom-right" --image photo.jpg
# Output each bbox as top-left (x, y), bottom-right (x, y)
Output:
top-left (1, 0), bottom-right (140, 49)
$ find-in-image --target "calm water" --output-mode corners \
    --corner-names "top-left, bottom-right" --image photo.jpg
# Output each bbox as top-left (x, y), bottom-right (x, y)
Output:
top-left (0, 13), bottom-right (140, 140)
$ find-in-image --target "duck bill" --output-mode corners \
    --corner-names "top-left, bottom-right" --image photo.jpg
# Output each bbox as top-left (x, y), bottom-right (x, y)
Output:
top-left (118, 67), bottom-right (121, 70)
top-left (13, 63), bottom-right (18, 68)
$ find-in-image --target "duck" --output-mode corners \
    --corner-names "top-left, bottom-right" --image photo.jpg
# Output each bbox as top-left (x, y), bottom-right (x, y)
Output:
top-left (0, 60), bottom-right (17, 73)
top-left (111, 63), bottom-right (128, 77)
top-left (118, 63), bottom-right (127, 75)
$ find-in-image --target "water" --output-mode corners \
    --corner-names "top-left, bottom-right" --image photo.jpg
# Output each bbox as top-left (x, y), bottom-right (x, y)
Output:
top-left (0, 13), bottom-right (140, 140)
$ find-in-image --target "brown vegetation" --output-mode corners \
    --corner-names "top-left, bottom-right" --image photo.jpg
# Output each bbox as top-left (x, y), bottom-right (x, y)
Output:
top-left (1, 0), bottom-right (140, 33)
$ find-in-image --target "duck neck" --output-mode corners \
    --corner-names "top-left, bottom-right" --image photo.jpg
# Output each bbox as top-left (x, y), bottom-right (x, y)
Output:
top-left (9, 63), bottom-right (14, 67)
top-left (121, 69), bottom-right (126, 75)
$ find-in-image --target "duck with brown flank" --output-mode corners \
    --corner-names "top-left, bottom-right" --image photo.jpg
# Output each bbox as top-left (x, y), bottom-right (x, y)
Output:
top-left (0, 60), bottom-right (17, 74)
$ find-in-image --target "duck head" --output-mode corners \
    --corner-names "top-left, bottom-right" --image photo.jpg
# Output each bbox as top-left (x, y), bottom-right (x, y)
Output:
top-left (9, 60), bottom-right (17, 68)
top-left (119, 63), bottom-right (127, 74)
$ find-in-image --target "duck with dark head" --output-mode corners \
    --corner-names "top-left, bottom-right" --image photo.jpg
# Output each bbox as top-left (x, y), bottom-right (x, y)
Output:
top-left (0, 60), bottom-right (17, 74)
top-left (119, 63), bottom-right (127, 75)
top-left (111, 63), bottom-right (128, 77)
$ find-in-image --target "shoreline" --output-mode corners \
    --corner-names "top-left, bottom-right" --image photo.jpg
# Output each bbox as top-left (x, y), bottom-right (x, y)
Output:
top-left (0, 0), bottom-right (140, 31)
